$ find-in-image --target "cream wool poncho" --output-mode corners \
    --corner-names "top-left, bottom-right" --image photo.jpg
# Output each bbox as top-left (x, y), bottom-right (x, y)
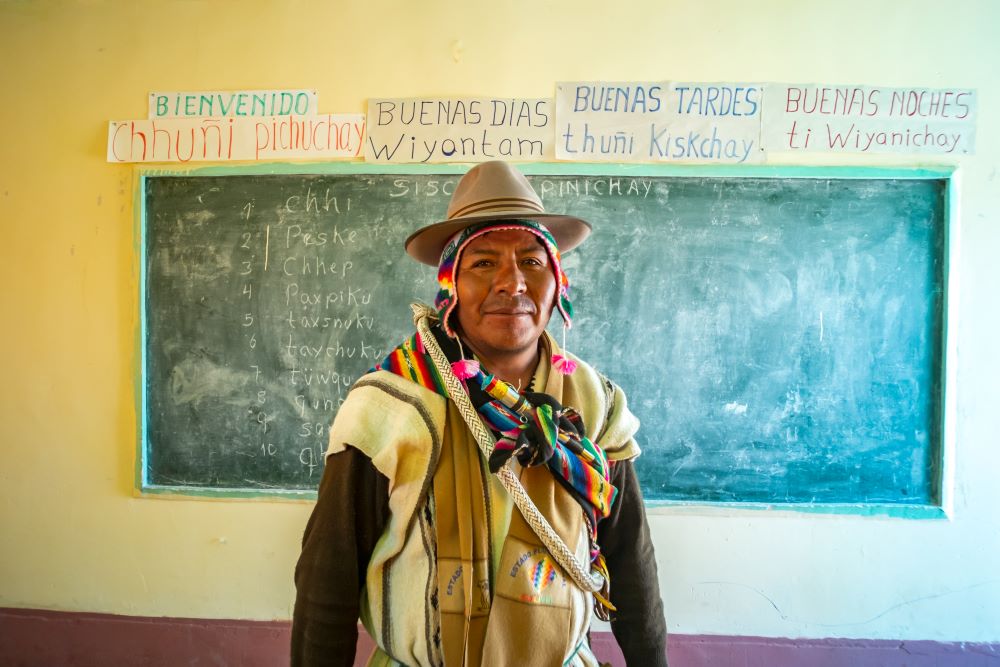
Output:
top-left (325, 329), bottom-right (640, 667)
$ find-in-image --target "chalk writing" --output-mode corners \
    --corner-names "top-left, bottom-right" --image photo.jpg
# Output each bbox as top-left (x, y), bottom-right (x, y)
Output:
top-left (144, 172), bottom-right (944, 500)
top-left (388, 176), bottom-right (655, 200)
top-left (295, 394), bottom-right (341, 418)
top-left (237, 202), bottom-right (272, 463)
top-left (284, 311), bottom-right (374, 331)
top-left (283, 284), bottom-right (372, 308)
top-left (281, 256), bottom-right (354, 278)
top-left (144, 174), bottom-right (435, 488)
top-left (282, 335), bottom-right (383, 360)
top-left (285, 224), bottom-right (357, 247)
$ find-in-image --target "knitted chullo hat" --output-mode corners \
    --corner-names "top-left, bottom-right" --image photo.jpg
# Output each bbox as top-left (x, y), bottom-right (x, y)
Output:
top-left (406, 161), bottom-right (591, 377)
top-left (434, 219), bottom-right (578, 375)
top-left (404, 161), bottom-right (591, 266)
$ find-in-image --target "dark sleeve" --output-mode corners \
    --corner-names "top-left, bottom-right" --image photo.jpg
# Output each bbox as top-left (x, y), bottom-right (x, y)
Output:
top-left (598, 459), bottom-right (669, 667)
top-left (291, 446), bottom-right (390, 667)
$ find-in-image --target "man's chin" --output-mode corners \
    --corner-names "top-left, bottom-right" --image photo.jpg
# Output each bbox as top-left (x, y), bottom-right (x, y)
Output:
top-left (479, 328), bottom-right (544, 354)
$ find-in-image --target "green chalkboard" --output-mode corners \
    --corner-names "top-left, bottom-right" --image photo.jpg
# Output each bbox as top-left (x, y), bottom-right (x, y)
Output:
top-left (142, 168), bottom-right (946, 506)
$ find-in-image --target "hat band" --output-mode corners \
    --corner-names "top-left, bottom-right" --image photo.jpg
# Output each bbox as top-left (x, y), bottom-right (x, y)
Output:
top-left (448, 196), bottom-right (544, 220)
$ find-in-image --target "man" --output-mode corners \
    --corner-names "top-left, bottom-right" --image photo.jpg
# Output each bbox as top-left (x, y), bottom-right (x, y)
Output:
top-left (292, 161), bottom-right (667, 666)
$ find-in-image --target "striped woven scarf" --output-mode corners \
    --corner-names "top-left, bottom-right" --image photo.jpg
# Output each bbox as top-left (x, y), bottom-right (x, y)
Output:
top-left (371, 326), bottom-right (618, 564)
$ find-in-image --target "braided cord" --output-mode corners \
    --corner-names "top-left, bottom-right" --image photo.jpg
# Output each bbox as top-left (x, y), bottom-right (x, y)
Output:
top-left (411, 304), bottom-right (605, 594)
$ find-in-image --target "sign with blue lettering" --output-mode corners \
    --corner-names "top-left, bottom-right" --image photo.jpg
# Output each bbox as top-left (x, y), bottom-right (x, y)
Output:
top-left (555, 81), bottom-right (763, 163)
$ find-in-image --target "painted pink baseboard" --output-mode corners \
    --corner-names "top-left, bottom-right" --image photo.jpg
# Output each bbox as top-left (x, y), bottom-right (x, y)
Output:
top-left (2, 607), bottom-right (999, 666)
top-left (662, 635), bottom-right (1000, 667)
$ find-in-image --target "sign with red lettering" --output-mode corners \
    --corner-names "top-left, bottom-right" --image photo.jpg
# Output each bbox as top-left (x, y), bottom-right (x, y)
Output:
top-left (107, 115), bottom-right (365, 163)
top-left (762, 85), bottom-right (976, 155)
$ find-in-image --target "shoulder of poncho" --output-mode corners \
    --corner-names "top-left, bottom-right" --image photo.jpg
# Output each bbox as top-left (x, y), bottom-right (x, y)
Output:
top-left (326, 370), bottom-right (447, 470)
top-left (559, 352), bottom-right (641, 462)
top-left (561, 350), bottom-right (613, 391)
top-left (351, 369), bottom-right (448, 405)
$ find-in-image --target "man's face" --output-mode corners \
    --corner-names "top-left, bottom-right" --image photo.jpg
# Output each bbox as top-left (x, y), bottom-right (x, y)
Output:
top-left (454, 229), bottom-right (557, 361)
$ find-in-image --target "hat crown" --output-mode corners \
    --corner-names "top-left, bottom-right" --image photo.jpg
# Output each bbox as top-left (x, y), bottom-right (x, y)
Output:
top-left (446, 161), bottom-right (545, 221)
top-left (404, 161), bottom-right (591, 266)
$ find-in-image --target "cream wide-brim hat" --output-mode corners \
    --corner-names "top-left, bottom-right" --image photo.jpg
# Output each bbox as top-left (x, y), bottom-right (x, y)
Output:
top-left (404, 161), bottom-right (592, 266)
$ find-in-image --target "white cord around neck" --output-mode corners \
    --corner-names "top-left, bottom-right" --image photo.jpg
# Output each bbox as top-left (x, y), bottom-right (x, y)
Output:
top-left (411, 303), bottom-right (604, 594)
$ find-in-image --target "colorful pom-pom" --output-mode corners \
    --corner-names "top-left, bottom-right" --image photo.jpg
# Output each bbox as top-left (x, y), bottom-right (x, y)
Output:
top-left (551, 354), bottom-right (577, 376)
top-left (451, 359), bottom-right (480, 380)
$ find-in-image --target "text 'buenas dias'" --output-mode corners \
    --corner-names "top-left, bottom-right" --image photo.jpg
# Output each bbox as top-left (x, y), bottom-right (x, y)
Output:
top-left (364, 97), bottom-right (554, 163)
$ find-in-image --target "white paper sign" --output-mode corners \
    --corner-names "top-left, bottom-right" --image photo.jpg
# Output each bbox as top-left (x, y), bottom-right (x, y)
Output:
top-left (107, 115), bottom-right (365, 163)
top-left (762, 85), bottom-right (976, 154)
top-left (364, 97), bottom-right (553, 163)
top-left (148, 89), bottom-right (319, 118)
top-left (555, 82), bottom-right (763, 163)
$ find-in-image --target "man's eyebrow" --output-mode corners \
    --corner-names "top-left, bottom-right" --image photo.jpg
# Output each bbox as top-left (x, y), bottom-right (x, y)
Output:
top-left (463, 247), bottom-right (500, 256)
top-left (516, 244), bottom-right (548, 257)
top-left (463, 244), bottom-right (547, 257)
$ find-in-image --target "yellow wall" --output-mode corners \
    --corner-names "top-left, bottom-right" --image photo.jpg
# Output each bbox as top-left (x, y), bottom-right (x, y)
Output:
top-left (1, 0), bottom-right (998, 639)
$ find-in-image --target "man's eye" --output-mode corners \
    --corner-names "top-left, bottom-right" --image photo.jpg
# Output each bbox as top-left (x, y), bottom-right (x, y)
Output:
top-left (522, 257), bottom-right (544, 266)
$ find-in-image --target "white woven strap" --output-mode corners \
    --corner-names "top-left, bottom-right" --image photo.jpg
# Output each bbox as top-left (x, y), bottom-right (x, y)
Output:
top-left (411, 303), bottom-right (605, 594)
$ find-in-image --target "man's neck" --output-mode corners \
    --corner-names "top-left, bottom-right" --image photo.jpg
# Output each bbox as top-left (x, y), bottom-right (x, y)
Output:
top-left (461, 338), bottom-right (541, 391)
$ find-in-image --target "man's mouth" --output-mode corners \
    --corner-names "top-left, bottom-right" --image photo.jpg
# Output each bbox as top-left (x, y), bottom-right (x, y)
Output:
top-left (485, 308), bottom-right (534, 316)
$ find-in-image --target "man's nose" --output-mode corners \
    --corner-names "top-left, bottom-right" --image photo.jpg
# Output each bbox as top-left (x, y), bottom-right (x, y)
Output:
top-left (494, 259), bottom-right (527, 294)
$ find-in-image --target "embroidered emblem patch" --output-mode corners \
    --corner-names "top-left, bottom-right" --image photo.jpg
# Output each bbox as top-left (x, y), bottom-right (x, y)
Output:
top-left (530, 556), bottom-right (557, 593)
top-left (509, 547), bottom-right (545, 578)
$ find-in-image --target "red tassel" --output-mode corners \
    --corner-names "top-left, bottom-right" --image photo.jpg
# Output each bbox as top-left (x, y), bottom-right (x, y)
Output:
top-left (451, 359), bottom-right (480, 380)
top-left (551, 354), bottom-right (577, 375)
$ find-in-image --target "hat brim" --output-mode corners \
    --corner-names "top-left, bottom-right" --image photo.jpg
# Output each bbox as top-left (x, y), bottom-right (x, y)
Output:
top-left (405, 212), bottom-right (592, 266)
